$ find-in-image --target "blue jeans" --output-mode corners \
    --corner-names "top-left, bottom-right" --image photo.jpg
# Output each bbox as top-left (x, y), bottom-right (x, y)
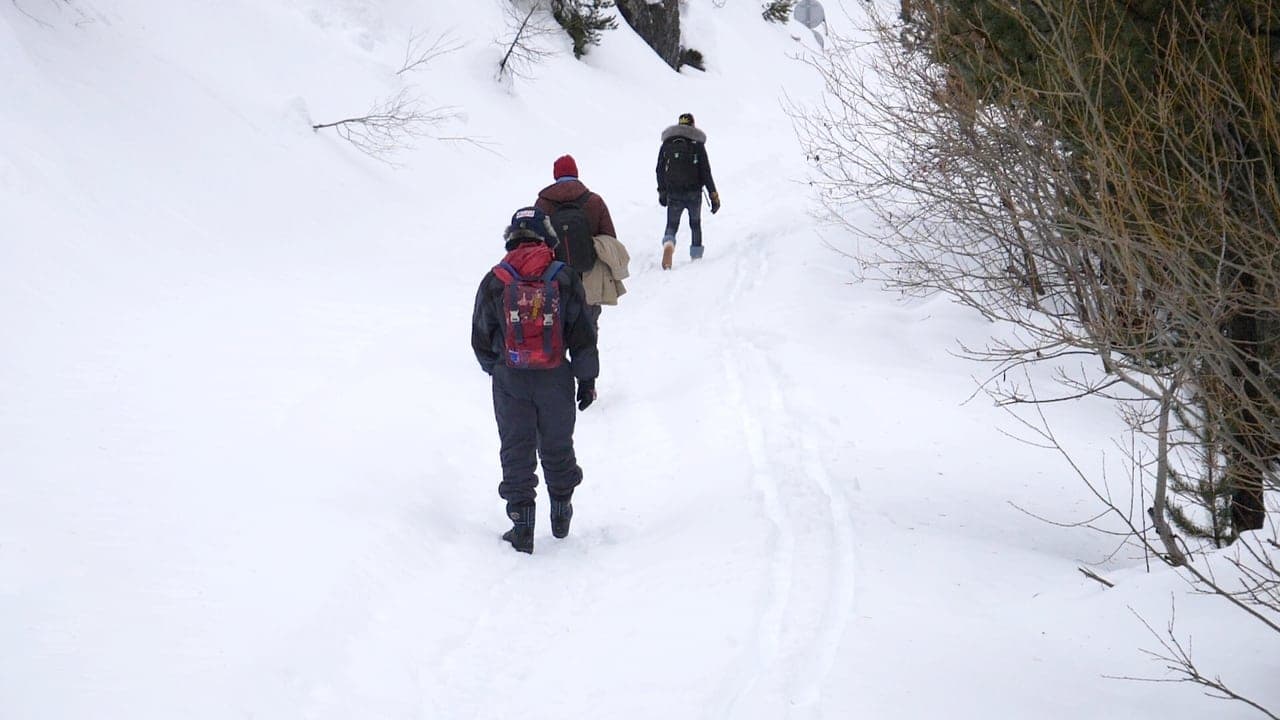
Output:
top-left (663, 190), bottom-right (703, 257)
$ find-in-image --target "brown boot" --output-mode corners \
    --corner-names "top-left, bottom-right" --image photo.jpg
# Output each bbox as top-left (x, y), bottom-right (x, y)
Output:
top-left (661, 241), bottom-right (674, 270)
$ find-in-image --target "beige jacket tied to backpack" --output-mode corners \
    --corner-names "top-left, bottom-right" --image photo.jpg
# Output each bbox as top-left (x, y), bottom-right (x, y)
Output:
top-left (583, 234), bottom-right (630, 306)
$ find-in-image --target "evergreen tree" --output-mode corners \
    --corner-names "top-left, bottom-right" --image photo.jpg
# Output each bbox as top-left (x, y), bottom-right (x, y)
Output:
top-left (761, 1), bottom-right (795, 23)
top-left (550, 0), bottom-right (618, 58)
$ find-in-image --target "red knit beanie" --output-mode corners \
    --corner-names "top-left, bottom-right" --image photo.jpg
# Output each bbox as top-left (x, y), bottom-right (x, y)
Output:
top-left (553, 154), bottom-right (578, 179)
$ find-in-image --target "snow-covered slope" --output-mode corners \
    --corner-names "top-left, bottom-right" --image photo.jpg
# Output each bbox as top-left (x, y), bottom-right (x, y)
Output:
top-left (2, 1), bottom-right (1273, 718)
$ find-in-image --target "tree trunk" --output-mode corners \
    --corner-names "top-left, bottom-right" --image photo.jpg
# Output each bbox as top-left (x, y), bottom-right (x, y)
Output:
top-left (1153, 381), bottom-right (1189, 566)
top-left (616, 0), bottom-right (680, 70)
top-left (1225, 270), bottom-right (1268, 534)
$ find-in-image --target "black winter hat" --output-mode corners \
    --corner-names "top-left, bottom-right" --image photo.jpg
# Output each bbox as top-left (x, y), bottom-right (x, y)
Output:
top-left (503, 206), bottom-right (559, 251)
top-left (678, 112), bottom-right (695, 126)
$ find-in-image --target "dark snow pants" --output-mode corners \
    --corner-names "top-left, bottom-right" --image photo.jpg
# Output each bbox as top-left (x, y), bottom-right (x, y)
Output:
top-left (491, 363), bottom-right (583, 506)
top-left (588, 304), bottom-right (602, 333)
top-left (662, 190), bottom-right (703, 251)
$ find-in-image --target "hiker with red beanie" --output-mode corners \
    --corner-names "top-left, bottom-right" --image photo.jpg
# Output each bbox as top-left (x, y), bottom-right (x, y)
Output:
top-left (535, 154), bottom-right (625, 332)
top-left (471, 207), bottom-right (599, 554)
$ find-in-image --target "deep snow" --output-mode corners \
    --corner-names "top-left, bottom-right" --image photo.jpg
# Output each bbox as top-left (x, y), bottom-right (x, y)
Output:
top-left (2, 1), bottom-right (1275, 718)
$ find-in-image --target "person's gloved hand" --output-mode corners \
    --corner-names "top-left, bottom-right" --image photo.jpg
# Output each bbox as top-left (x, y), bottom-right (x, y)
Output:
top-left (658, 191), bottom-right (668, 207)
top-left (576, 378), bottom-right (596, 411)
top-left (709, 191), bottom-right (721, 214)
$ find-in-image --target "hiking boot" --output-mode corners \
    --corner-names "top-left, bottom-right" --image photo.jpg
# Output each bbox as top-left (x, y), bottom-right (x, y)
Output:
top-left (502, 502), bottom-right (535, 554)
top-left (550, 496), bottom-right (573, 539)
top-left (661, 241), bottom-right (675, 270)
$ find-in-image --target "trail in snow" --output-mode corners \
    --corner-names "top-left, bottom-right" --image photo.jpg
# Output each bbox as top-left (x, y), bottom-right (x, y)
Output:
top-left (710, 228), bottom-right (857, 719)
top-left (8, 2), bottom-right (1273, 719)
top-left (253, 209), bottom-right (860, 719)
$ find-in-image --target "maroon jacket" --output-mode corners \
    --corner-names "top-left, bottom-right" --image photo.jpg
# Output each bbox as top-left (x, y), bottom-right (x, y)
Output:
top-left (534, 179), bottom-right (618, 239)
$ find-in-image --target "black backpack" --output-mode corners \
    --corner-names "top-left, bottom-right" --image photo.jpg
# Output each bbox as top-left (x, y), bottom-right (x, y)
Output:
top-left (550, 191), bottom-right (597, 274)
top-left (661, 136), bottom-right (701, 191)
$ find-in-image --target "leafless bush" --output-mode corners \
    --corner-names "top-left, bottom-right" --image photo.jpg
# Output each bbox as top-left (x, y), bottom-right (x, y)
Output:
top-left (793, 0), bottom-right (1280, 542)
top-left (313, 29), bottom-right (475, 162)
top-left (1112, 602), bottom-right (1280, 719)
top-left (793, 2), bottom-right (1279, 712)
top-left (496, 1), bottom-right (559, 82)
top-left (1012, 400), bottom-right (1279, 714)
top-left (312, 89), bottom-right (459, 162)
top-left (396, 29), bottom-right (463, 76)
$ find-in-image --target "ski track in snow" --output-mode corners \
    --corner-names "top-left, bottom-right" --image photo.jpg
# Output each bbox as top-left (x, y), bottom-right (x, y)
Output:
top-left (715, 233), bottom-right (855, 718)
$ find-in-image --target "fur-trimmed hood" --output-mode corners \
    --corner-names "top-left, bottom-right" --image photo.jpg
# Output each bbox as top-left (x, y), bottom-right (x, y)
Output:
top-left (661, 124), bottom-right (707, 143)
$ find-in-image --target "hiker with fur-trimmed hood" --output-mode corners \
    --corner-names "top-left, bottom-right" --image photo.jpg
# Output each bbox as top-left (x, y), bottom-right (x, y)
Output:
top-left (535, 154), bottom-right (623, 331)
top-left (655, 112), bottom-right (720, 270)
top-left (471, 206), bottom-right (599, 554)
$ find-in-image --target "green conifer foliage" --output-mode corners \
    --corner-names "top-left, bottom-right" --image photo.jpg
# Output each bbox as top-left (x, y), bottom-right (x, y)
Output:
top-left (551, 0), bottom-right (618, 58)
top-left (762, 1), bottom-right (796, 23)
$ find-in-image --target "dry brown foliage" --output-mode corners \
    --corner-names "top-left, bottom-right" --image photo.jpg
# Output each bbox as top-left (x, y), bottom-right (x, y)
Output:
top-left (792, 2), bottom-right (1279, 709)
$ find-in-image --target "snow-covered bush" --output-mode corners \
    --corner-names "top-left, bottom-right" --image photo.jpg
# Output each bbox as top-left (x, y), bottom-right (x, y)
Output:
top-left (550, 0), bottom-right (617, 58)
top-left (761, 0), bottom-right (795, 23)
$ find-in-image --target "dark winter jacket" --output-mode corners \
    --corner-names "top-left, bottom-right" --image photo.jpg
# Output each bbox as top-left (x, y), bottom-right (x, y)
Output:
top-left (471, 243), bottom-right (599, 381)
top-left (655, 125), bottom-right (717, 194)
top-left (534, 179), bottom-right (618, 239)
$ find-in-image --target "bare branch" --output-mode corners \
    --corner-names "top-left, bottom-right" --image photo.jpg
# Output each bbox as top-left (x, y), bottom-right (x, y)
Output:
top-left (10, 0), bottom-right (53, 27)
top-left (396, 28), bottom-right (464, 76)
top-left (1077, 567), bottom-right (1115, 588)
top-left (311, 89), bottom-right (460, 163)
top-left (10, 0), bottom-right (89, 27)
top-left (1108, 604), bottom-right (1280, 720)
top-left (496, 1), bottom-right (558, 82)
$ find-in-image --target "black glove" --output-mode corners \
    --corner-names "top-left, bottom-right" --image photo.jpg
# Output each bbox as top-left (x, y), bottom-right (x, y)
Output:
top-left (658, 191), bottom-right (668, 207)
top-left (709, 191), bottom-right (721, 214)
top-left (576, 378), bottom-right (596, 411)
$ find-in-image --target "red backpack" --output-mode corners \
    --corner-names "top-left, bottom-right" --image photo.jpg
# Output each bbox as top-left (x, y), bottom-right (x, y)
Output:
top-left (493, 260), bottom-right (566, 369)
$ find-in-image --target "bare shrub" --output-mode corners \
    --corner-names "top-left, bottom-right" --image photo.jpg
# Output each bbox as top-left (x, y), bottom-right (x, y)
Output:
top-left (312, 89), bottom-right (459, 162)
top-left (497, 1), bottom-right (560, 82)
top-left (397, 29), bottom-right (463, 76)
top-left (792, 1), bottom-right (1279, 712)
top-left (313, 29), bottom-right (472, 162)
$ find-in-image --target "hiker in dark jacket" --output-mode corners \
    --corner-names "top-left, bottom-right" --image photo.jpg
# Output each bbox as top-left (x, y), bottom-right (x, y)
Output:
top-left (471, 206), bottom-right (599, 554)
top-left (535, 154), bottom-right (618, 329)
top-left (655, 112), bottom-right (720, 269)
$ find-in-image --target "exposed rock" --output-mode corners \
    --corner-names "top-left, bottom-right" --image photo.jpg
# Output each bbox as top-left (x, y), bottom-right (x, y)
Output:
top-left (616, 0), bottom-right (680, 70)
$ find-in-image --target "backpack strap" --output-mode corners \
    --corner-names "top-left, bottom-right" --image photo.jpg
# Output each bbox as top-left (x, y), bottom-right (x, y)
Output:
top-left (541, 260), bottom-right (565, 282)
top-left (496, 261), bottom-right (521, 280)
top-left (540, 261), bottom-right (564, 357)
top-left (495, 262), bottom-right (525, 343)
